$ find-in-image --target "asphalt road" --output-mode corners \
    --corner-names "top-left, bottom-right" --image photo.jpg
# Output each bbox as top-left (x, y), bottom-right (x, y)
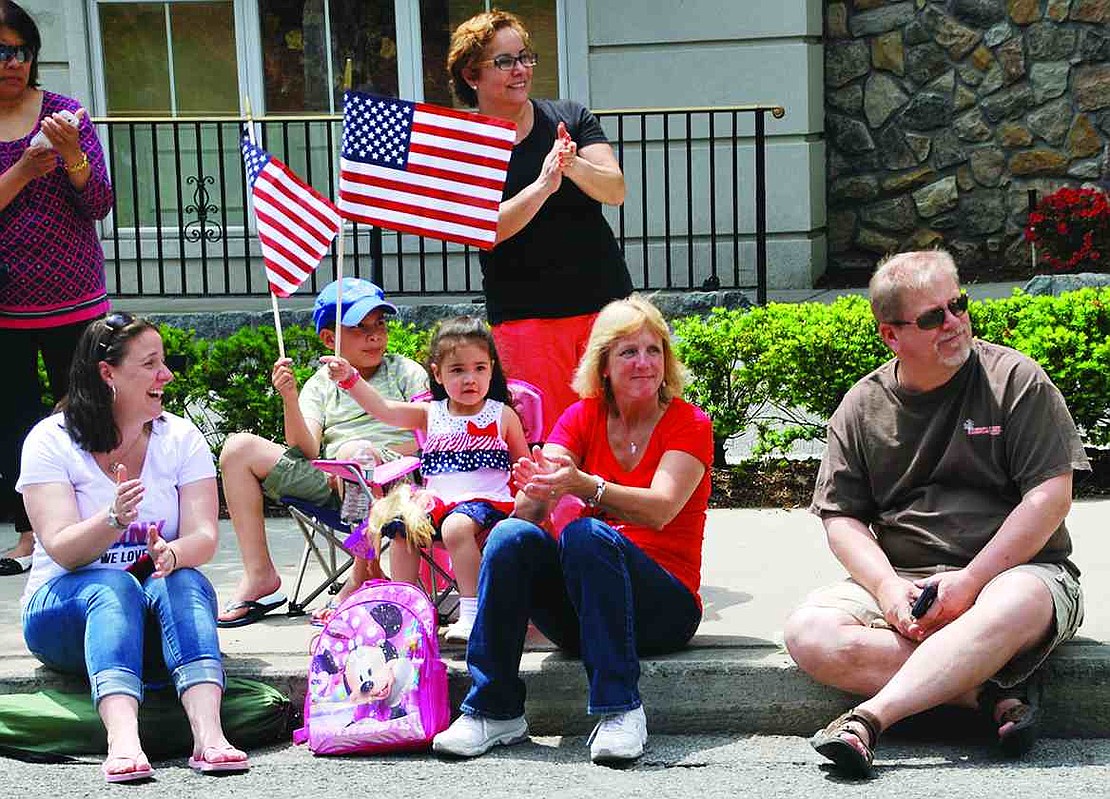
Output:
top-left (5, 735), bottom-right (1110, 798)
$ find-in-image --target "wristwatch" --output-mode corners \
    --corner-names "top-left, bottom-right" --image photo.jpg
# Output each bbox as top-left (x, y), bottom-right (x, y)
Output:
top-left (106, 505), bottom-right (127, 530)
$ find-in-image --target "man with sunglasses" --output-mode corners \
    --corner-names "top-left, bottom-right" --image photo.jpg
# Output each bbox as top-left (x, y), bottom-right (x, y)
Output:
top-left (784, 250), bottom-right (1089, 777)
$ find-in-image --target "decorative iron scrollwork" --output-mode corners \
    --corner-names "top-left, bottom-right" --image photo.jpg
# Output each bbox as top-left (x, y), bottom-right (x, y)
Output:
top-left (183, 175), bottom-right (222, 243)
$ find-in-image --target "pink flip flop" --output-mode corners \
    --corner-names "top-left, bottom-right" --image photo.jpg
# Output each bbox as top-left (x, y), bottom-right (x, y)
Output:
top-left (188, 746), bottom-right (250, 774)
top-left (101, 756), bottom-right (154, 783)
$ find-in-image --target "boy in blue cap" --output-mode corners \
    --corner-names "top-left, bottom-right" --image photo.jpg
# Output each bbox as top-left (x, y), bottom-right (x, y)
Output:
top-left (217, 278), bottom-right (428, 627)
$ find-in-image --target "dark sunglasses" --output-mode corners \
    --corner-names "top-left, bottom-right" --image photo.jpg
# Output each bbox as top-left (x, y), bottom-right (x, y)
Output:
top-left (888, 293), bottom-right (969, 331)
top-left (482, 51), bottom-right (538, 71)
top-left (0, 44), bottom-right (34, 64)
top-left (97, 311), bottom-right (135, 355)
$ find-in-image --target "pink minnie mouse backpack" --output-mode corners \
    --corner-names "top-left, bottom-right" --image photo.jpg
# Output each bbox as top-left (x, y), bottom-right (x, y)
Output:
top-left (293, 580), bottom-right (450, 755)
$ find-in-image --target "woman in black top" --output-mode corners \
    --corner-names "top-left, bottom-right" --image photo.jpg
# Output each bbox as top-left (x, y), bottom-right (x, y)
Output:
top-left (447, 10), bottom-right (632, 439)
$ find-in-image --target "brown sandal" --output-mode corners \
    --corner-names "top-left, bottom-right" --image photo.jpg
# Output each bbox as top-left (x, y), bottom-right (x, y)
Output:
top-left (809, 706), bottom-right (883, 778)
top-left (979, 671), bottom-right (1042, 758)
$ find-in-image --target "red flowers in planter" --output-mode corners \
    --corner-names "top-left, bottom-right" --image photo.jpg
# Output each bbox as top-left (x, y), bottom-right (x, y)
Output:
top-left (1025, 187), bottom-right (1110, 272)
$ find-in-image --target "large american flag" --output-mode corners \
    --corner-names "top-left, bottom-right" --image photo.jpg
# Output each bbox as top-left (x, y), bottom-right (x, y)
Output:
top-left (241, 135), bottom-right (341, 297)
top-left (338, 92), bottom-right (516, 250)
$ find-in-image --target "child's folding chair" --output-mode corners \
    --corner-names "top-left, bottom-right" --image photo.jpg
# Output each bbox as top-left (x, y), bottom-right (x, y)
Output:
top-left (404, 379), bottom-right (546, 620)
top-left (281, 456), bottom-right (420, 616)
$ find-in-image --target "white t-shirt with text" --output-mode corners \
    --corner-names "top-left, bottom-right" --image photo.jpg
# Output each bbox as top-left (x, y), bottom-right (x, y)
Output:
top-left (16, 412), bottom-right (216, 609)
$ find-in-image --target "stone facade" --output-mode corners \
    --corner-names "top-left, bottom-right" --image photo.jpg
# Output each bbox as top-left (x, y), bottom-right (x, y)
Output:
top-left (826, 0), bottom-right (1110, 279)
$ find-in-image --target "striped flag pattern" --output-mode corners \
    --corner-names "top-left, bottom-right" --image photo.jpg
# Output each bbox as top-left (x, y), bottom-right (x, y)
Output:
top-left (338, 91), bottom-right (516, 250)
top-left (242, 135), bottom-right (341, 297)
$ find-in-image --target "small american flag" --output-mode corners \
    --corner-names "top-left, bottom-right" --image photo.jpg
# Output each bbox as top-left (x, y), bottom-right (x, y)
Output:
top-left (338, 92), bottom-right (516, 250)
top-left (242, 135), bottom-right (341, 297)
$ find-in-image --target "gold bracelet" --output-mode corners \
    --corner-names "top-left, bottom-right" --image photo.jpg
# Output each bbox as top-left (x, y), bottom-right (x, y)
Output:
top-left (64, 151), bottom-right (89, 173)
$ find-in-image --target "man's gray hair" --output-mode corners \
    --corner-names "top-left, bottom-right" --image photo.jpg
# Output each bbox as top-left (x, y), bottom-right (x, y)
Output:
top-left (869, 250), bottom-right (960, 323)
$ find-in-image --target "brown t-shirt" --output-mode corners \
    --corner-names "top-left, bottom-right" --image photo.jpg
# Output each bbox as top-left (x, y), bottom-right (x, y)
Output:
top-left (811, 340), bottom-right (1090, 570)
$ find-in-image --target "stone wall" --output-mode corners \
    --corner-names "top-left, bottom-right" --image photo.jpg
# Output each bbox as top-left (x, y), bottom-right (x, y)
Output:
top-left (825, 0), bottom-right (1110, 280)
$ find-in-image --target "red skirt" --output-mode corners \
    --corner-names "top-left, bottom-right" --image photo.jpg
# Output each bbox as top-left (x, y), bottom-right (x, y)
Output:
top-left (491, 313), bottom-right (598, 441)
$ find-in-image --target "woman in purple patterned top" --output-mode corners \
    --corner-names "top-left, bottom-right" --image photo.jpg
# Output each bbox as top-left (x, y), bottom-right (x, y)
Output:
top-left (0, 0), bottom-right (113, 575)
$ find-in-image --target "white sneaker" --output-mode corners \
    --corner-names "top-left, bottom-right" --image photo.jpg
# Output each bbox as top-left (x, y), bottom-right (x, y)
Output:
top-left (588, 705), bottom-right (648, 764)
top-left (432, 713), bottom-right (528, 758)
top-left (444, 616), bottom-right (474, 643)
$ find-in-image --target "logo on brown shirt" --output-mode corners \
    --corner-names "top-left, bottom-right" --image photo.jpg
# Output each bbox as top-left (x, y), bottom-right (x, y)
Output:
top-left (963, 418), bottom-right (1002, 436)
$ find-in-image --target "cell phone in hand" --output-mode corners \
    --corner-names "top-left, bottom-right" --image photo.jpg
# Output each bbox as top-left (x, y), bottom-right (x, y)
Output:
top-left (29, 110), bottom-right (77, 149)
top-left (910, 582), bottom-right (938, 619)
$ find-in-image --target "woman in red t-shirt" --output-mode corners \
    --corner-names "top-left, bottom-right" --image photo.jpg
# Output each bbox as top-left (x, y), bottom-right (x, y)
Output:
top-left (432, 295), bottom-right (713, 766)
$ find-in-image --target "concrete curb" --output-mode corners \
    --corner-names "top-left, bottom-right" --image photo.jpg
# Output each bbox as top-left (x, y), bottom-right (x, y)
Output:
top-left (3, 640), bottom-right (1108, 738)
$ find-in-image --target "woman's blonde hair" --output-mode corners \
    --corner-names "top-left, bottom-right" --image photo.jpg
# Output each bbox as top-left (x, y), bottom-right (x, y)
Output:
top-left (446, 10), bottom-right (531, 108)
top-left (571, 295), bottom-right (686, 407)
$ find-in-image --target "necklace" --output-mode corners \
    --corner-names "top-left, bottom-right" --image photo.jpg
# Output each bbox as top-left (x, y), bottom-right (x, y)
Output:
top-left (106, 425), bottom-right (149, 476)
top-left (617, 419), bottom-right (651, 458)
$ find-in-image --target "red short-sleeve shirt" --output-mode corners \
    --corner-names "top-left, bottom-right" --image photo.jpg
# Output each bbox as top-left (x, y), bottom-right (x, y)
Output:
top-left (548, 397), bottom-right (713, 602)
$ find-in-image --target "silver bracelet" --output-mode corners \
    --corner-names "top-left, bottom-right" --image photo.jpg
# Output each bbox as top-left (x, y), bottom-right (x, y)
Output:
top-left (585, 475), bottom-right (606, 507)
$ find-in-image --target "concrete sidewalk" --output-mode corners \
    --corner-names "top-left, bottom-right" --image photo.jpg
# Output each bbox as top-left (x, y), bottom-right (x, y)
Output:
top-left (2, 500), bottom-right (1109, 737)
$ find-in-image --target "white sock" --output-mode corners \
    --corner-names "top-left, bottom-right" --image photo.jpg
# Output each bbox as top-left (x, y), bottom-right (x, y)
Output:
top-left (458, 596), bottom-right (477, 624)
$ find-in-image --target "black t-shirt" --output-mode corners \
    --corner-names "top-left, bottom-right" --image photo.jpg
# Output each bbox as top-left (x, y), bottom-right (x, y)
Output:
top-left (479, 98), bottom-right (632, 325)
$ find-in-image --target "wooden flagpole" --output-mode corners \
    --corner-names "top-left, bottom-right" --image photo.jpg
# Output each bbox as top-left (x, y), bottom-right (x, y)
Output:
top-left (333, 58), bottom-right (355, 360)
top-left (245, 95), bottom-right (288, 360)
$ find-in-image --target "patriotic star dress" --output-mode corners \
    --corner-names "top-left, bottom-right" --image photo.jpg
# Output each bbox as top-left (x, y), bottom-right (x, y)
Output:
top-left (420, 398), bottom-right (514, 521)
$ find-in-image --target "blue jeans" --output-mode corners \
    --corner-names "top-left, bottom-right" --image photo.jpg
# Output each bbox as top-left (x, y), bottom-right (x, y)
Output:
top-left (23, 567), bottom-right (225, 706)
top-left (461, 516), bottom-right (701, 718)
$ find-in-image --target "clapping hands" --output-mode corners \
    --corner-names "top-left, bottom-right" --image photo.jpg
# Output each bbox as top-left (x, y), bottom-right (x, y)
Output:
top-left (146, 525), bottom-right (177, 579)
top-left (512, 445), bottom-right (580, 502)
top-left (111, 464), bottom-right (144, 529)
top-left (538, 121), bottom-right (577, 195)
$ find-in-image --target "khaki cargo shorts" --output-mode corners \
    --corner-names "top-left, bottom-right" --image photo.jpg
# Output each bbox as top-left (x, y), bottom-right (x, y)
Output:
top-left (800, 562), bottom-right (1083, 688)
top-left (261, 445), bottom-right (405, 510)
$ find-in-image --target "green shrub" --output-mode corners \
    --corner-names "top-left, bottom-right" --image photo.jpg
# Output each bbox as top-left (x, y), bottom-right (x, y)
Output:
top-left (744, 296), bottom-right (890, 455)
top-left (36, 353), bottom-right (52, 410)
top-left (141, 290), bottom-right (1110, 464)
top-left (674, 289), bottom-right (1110, 460)
top-left (385, 319), bottom-right (433, 366)
top-left (200, 325), bottom-right (327, 445)
top-left (972, 288), bottom-right (1110, 445)
top-left (673, 307), bottom-right (771, 463)
top-left (674, 296), bottom-right (890, 462)
top-left (158, 324), bottom-right (208, 417)
top-left (155, 319), bottom-right (431, 449)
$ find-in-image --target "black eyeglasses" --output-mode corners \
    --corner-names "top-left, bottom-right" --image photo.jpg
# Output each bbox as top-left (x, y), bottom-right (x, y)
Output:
top-left (0, 44), bottom-right (33, 64)
top-left (98, 311), bottom-right (135, 354)
top-left (481, 51), bottom-right (538, 71)
top-left (888, 293), bottom-right (969, 331)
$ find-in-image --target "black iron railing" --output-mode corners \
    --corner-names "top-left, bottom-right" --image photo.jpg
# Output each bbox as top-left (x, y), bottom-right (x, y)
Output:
top-left (92, 104), bottom-right (784, 303)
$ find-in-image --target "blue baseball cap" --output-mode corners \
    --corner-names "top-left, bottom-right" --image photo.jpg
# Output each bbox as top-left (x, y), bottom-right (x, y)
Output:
top-left (312, 278), bottom-right (398, 334)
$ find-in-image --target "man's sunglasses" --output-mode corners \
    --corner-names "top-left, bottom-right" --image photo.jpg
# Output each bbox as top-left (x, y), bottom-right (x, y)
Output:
top-left (888, 293), bottom-right (969, 331)
top-left (0, 44), bottom-right (34, 64)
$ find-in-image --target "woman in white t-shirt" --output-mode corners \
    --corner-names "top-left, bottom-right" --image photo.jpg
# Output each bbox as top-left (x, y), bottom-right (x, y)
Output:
top-left (17, 313), bottom-right (249, 783)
